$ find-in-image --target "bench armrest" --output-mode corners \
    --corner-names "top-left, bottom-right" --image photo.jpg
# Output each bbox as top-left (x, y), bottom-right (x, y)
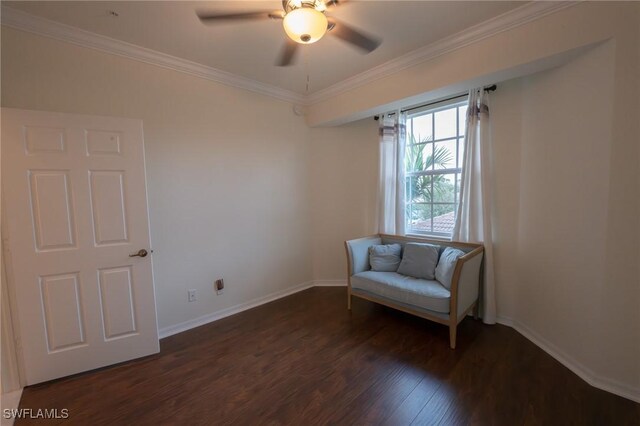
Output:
top-left (345, 235), bottom-right (382, 277)
top-left (451, 247), bottom-right (484, 321)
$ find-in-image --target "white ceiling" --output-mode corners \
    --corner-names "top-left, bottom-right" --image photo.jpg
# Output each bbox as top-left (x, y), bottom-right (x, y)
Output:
top-left (4, 1), bottom-right (526, 95)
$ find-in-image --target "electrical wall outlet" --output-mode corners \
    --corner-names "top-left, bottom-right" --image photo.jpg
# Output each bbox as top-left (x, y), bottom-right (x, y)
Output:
top-left (188, 289), bottom-right (196, 302)
top-left (215, 279), bottom-right (224, 295)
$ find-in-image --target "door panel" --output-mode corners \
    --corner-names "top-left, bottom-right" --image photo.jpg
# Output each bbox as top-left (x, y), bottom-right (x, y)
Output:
top-left (40, 272), bottom-right (86, 351)
top-left (2, 108), bottom-right (159, 385)
top-left (85, 130), bottom-right (122, 156)
top-left (24, 126), bottom-right (66, 154)
top-left (29, 170), bottom-right (77, 251)
top-left (98, 266), bottom-right (137, 339)
top-left (89, 170), bottom-right (129, 245)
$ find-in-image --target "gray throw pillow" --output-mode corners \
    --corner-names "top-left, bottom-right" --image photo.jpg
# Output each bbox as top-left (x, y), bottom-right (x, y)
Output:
top-left (397, 243), bottom-right (440, 280)
top-left (368, 244), bottom-right (402, 272)
top-left (435, 247), bottom-right (466, 290)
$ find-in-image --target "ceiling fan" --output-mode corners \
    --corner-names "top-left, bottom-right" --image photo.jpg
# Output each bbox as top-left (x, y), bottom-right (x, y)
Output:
top-left (197, 0), bottom-right (381, 66)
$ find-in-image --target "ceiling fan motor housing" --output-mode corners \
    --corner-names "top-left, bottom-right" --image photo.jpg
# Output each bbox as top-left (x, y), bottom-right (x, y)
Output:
top-left (282, 0), bottom-right (327, 14)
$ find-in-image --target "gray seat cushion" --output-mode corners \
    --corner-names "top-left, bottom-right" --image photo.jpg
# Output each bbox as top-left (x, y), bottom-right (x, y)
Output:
top-left (351, 271), bottom-right (450, 314)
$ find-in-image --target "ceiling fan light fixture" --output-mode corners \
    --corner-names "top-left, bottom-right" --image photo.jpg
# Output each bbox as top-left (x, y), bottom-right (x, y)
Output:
top-left (282, 7), bottom-right (328, 44)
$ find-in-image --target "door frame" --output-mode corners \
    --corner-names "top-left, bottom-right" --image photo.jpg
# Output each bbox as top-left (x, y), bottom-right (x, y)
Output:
top-left (1, 230), bottom-right (26, 391)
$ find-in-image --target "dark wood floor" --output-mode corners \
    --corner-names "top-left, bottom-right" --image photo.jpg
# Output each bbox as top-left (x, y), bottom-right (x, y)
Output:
top-left (17, 287), bottom-right (639, 425)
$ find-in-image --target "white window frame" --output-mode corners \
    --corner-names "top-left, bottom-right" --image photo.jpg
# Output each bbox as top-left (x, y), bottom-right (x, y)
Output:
top-left (405, 97), bottom-right (467, 238)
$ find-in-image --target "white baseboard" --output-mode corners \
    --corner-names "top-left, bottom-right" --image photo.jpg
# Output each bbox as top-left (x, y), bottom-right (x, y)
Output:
top-left (496, 316), bottom-right (640, 403)
top-left (313, 280), bottom-right (347, 287)
top-left (0, 389), bottom-right (23, 426)
top-left (158, 281), bottom-right (316, 338)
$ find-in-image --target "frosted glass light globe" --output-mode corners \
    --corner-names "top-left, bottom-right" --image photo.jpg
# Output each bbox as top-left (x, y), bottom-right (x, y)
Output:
top-left (283, 8), bottom-right (328, 44)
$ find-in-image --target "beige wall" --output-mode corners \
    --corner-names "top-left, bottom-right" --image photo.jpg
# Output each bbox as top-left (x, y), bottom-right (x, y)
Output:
top-left (514, 42), bottom-right (615, 377)
top-left (490, 40), bottom-right (640, 396)
top-left (309, 119), bottom-right (379, 282)
top-left (1, 27), bottom-right (313, 331)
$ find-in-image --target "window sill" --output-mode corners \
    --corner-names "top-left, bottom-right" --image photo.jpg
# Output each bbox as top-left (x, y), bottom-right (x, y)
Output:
top-left (404, 233), bottom-right (453, 242)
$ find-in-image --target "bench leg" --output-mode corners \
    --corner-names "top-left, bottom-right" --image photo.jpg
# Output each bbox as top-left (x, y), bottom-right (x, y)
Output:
top-left (449, 324), bottom-right (457, 349)
top-left (473, 302), bottom-right (479, 320)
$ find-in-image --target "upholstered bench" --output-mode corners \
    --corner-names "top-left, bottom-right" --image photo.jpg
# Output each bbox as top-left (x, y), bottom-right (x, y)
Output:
top-left (345, 234), bottom-right (484, 349)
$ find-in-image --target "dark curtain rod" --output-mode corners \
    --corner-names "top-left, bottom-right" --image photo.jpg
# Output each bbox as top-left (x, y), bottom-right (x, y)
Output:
top-left (374, 84), bottom-right (497, 120)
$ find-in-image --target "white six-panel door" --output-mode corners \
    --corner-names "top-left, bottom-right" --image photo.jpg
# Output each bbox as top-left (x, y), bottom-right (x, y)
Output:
top-left (2, 108), bottom-right (159, 385)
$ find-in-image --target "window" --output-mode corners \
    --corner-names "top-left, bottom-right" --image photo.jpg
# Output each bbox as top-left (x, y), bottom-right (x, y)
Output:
top-left (405, 99), bottom-right (467, 237)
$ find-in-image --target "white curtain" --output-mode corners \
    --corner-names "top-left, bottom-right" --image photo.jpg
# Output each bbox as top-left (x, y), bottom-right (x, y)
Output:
top-left (452, 89), bottom-right (496, 324)
top-left (377, 112), bottom-right (406, 235)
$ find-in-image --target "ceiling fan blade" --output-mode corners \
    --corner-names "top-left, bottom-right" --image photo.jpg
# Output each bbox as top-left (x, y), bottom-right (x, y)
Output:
top-left (268, 11), bottom-right (286, 20)
top-left (276, 39), bottom-right (299, 67)
top-left (328, 18), bottom-right (381, 53)
top-left (197, 10), bottom-right (282, 23)
top-left (324, 0), bottom-right (347, 8)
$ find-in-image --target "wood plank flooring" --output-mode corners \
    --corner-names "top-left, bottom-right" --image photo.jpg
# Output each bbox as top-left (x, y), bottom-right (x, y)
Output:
top-left (16, 287), bottom-right (640, 425)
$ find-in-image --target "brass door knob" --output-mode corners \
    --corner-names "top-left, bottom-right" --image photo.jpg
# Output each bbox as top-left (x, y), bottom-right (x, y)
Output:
top-left (129, 249), bottom-right (149, 258)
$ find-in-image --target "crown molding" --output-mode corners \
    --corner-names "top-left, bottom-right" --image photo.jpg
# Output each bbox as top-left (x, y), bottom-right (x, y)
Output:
top-left (306, 1), bottom-right (579, 105)
top-left (0, 6), bottom-right (306, 105)
top-left (1, 2), bottom-right (577, 107)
